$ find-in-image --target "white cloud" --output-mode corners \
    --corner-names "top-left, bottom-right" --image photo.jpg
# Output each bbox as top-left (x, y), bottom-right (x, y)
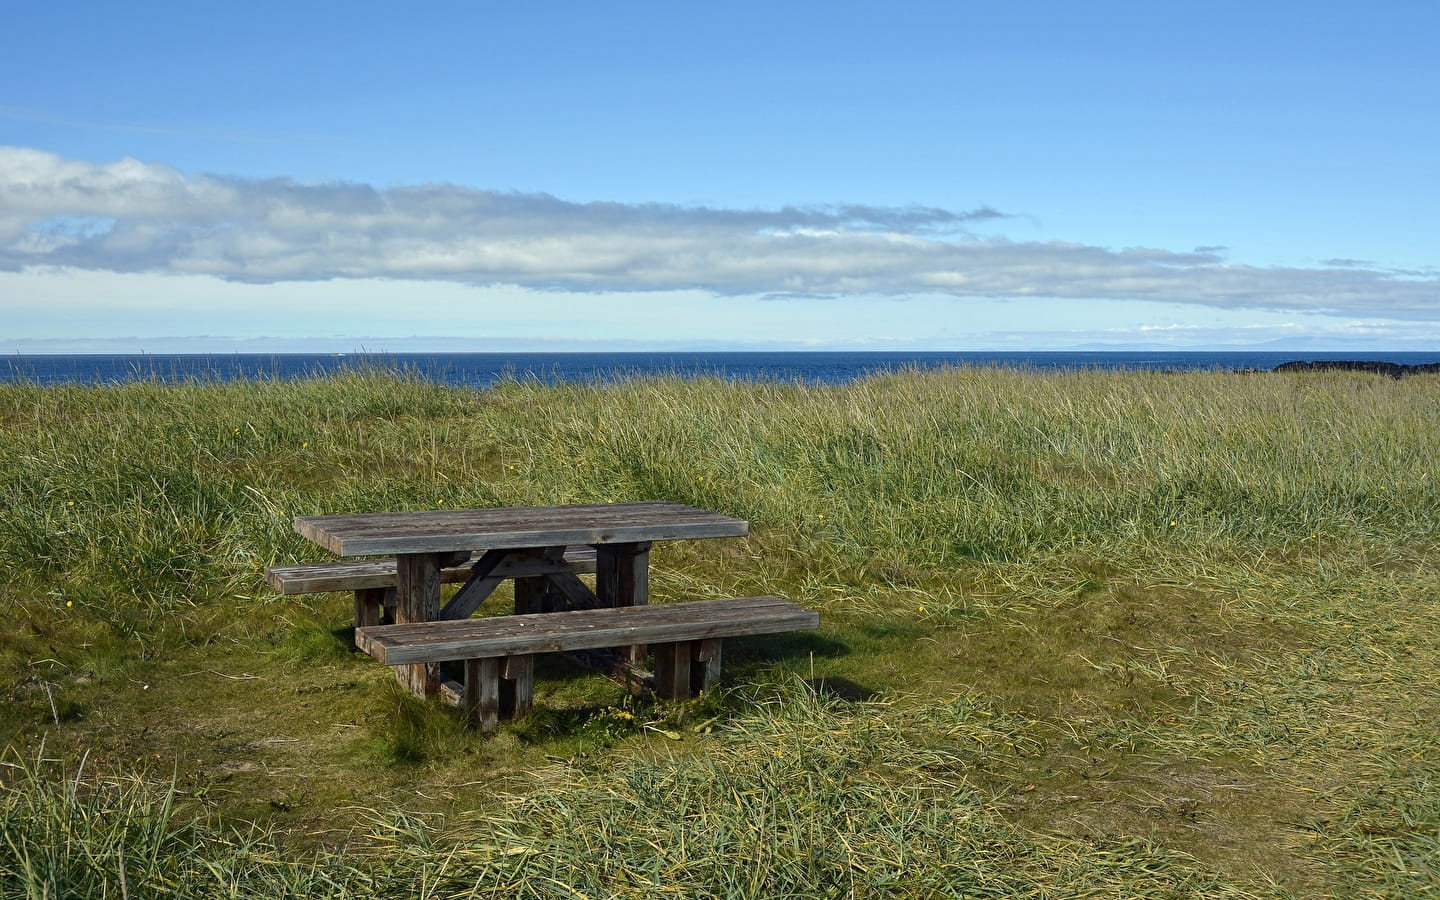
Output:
top-left (2, 146), bottom-right (1437, 320)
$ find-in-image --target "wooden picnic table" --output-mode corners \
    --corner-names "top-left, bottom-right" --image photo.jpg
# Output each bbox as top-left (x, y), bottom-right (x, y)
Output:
top-left (294, 501), bottom-right (749, 696)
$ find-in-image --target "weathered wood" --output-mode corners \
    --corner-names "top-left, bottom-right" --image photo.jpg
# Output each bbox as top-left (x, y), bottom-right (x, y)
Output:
top-left (439, 546), bottom-right (586, 620)
top-left (438, 548), bottom-right (510, 620)
top-left (355, 587), bottom-right (385, 628)
top-left (544, 569), bottom-right (605, 610)
top-left (264, 546), bottom-right (597, 594)
top-left (595, 542), bottom-right (650, 608)
top-left (695, 638), bottom-right (722, 695)
top-left (465, 658), bottom-right (501, 731)
top-left (502, 655), bottom-right (534, 719)
top-left (513, 575), bottom-right (547, 616)
top-left (357, 596), bottom-right (817, 665)
top-left (295, 502), bottom-right (748, 557)
top-left (395, 553), bottom-right (443, 696)
top-left (460, 656), bottom-right (534, 731)
top-left (597, 542), bottom-right (651, 664)
top-left (653, 641), bottom-right (692, 700)
top-left (362, 597), bottom-right (816, 729)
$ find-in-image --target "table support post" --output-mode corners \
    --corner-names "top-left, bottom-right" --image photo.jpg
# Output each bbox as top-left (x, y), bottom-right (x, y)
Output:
top-left (396, 552), bottom-right (443, 697)
top-left (654, 641), bottom-right (692, 700)
top-left (466, 658), bottom-right (501, 731)
top-left (597, 541), bottom-right (651, 664)
top-left (355, 587), bottom-right (384, 627)
top-left (514, 575), bottom-right (548, 614)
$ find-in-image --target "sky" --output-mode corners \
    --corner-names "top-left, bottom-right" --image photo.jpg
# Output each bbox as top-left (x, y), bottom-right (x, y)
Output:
top-left (2, 0), bottom-right (1438, 353)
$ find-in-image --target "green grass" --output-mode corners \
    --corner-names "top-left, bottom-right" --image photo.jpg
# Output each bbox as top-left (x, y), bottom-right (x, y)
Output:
top-left (2, 365), bottom-right (1438, 897)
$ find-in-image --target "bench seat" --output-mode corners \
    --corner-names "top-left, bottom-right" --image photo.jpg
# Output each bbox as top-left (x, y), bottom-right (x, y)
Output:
top-left (264, 546), bottom-right (599, 629)
top-left (264, 546), bottom-right (598, 594)
top-left (356, 596), bottom-right (818, 730)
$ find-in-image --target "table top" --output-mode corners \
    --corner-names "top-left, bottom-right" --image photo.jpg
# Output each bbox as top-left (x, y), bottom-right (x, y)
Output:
top-left (295, 501), bottom-right (748, 556)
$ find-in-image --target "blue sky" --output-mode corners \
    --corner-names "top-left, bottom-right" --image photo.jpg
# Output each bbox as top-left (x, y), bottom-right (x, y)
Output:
top-left (3, 0), bottom-right (1438, 352)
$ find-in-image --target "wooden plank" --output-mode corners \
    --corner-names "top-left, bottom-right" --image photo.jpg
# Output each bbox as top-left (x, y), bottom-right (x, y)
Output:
top-left (544, 569), bottom-right (605, 610)
top-left (264, 546), bottom-right (597, 594)
top-left (438, 548), bottom-right (509, 620)
top-left (502, 655), bottom-right (534, 719)
top-left (356, 596), bottom-right (817, 665)
top-left (395, 553), bottom-right (443, 696)
top-left (295, 502), bottom-right (747, 557)
top-left (465, 658), bottom-right (501, 731)
top-left (654, 641), bottom-right (692, 700)
top-left (695, 638), bottom-right (722, 695)
top-left (513, 576), bottom-right (546, 615)
top-left (355, 587), bottom-right (384, 628)
top-left (595, 542), bottom-right (650, 608)
top-left (596, 542), bottom-right (650, 664)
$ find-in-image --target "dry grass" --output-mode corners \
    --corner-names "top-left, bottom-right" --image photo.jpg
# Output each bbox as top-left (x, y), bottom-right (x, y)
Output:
top-left (1, 365), bottom-right (1438, 897)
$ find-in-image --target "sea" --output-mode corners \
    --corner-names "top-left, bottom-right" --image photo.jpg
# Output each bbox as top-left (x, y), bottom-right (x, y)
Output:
top-left (5, 351), bottom-right (1440, 388)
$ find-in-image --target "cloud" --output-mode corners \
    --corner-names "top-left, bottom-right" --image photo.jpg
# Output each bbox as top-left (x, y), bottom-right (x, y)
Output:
top-left (2, 146), bottom-right (1438, 319)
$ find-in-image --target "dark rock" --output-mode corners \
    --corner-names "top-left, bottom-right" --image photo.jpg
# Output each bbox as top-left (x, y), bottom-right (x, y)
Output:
top-left (1272, 360), bottom-right (1440, 379)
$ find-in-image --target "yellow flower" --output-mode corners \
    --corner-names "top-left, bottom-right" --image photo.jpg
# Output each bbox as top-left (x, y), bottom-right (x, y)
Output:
top-left (65, 600), bottom-right (73, 608)
top-left (1168, 520), bottom-right (1177, 527)
top-left (67, 501), bottom-right (75, 507)
top-left (301, 441), bottom-right (309, 448)
top-left (817, 513), bottom-right (825, 520)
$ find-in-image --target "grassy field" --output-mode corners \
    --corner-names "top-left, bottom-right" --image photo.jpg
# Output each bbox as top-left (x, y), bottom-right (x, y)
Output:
top-left (1, 365), bottom-right (1437, 898)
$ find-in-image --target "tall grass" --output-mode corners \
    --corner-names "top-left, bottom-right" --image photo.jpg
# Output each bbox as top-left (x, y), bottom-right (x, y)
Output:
top-left (4, 366), bottom-right (1435, 605)
top-left (1, 682), bottom-right (1265, 899)
top-left (2, 365), bottom-right (1438, 896)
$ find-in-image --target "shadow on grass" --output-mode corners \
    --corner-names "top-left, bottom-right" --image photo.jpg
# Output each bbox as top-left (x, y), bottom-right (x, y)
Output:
top-left (729, 631), bottom-right (850, 662)
top-left (802, 676), bottom-right (879, 702)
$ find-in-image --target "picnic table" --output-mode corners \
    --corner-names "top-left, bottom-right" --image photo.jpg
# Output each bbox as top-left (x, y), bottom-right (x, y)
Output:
top-left (294, 501), bottom-right (750, 697)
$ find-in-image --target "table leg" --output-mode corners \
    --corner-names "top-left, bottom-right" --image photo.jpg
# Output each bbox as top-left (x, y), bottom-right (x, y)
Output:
top-left (514, 575), bottom-right (549, 614)
top-left (596, 541), bottom-right (651, 664)
top-left (395, 552), bottom-right (443, 697)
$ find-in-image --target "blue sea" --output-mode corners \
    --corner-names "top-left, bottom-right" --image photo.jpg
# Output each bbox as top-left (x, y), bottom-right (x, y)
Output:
top-left (5, 351), bottom-right (1440, 388)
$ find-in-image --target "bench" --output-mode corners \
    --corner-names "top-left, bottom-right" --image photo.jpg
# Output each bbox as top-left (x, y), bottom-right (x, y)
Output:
top-left (264, 546), bottom-right (598, 628)
top-left (355, 596), bottom-right (819, 730)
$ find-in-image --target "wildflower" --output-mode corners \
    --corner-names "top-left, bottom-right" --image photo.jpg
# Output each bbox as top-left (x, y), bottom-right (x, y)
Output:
top-left (67, 500), bottom-right (75, 507)
top-left (65, 601), bottom-right (73, 608)
top-left (301, 441), bottom-right (309, 449)
top-left (1168, 520), bottom-right (1177, 527)
top-left (817, 513), bottom-right (825, 520)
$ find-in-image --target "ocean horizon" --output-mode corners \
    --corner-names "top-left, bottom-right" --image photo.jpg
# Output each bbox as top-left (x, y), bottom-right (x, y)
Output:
top-left (6, 350), bottom-right (1440, 388)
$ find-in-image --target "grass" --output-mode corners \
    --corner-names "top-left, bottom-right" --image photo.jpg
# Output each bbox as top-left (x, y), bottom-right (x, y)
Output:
top-left (1, 364), bottom-right (1438, 897)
